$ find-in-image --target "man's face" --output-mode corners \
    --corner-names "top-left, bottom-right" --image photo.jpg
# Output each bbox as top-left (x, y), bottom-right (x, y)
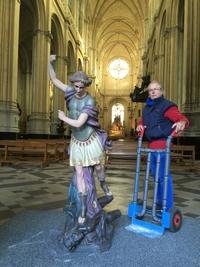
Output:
top-left (148, 83), bottom-right (162, 99)
top-left (74, 81), bottom-right (86, 97)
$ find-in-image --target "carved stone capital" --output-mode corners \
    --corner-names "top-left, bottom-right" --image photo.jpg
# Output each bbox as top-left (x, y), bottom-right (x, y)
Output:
top-left (57, 55), bottom-right (68, 64)
top-left (33, 29), bottom-right (53, 40)
top-left (164, 25), bottom-right (182, 37)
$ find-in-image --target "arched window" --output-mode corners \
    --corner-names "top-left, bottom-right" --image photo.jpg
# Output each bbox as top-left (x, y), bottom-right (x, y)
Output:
top-left (108, 58), bottom-right (129, 79)
top-left (112, 103), bottom-right (124, 125)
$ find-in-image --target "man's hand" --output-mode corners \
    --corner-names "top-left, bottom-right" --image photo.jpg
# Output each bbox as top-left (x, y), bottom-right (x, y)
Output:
top-left (136, 125), bottom-right (145, 132)
top-left (172, 121), bottom-right (186, 133)
top-left (50, 54), bottom-right (56, 63)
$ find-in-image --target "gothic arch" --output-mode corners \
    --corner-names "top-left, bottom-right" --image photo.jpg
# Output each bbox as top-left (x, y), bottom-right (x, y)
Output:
top-left (108, 98), bottom-right (128, 117)
top-left (78, 0), bottom-right (84, 36)
top-left (50, 14), bottom-right (64, 56)
top-left (32, 0), bottom-right (45, 30)
top-left (108, 97), bottom-right (129, 131)
top-left (20, 0), bottom-right (46, 31)
top-left (18, 0), bottom-right (42, 133)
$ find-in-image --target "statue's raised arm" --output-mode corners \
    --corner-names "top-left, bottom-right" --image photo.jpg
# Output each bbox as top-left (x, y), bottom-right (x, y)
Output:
top-left (49, 55), bottom-right (71, 93)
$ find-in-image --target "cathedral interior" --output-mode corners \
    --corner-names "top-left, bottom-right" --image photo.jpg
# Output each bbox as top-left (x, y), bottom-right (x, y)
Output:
top-left (0, 1), bottom-right (200, 265)
top-left (1, 0), bottom-right (200, 152)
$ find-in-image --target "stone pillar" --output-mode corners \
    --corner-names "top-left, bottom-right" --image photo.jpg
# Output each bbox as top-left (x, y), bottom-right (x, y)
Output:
top-left (163, 28), bottom-right (171, 99)
top-left (182, 0), bottom-right (200, 136)
top-left (167, 25), bottom-right (181, 104)
top-left (83, 55), bottom-right (89, 73)
top-left (103, 104), bottom-right (109, 131)
top-left (50, 57), bottom-right (67, 136)
top-left (0, 0), bottom-right (20, 136)
top-left (26, 29), bottom-right (51, 135)
top-left (183, 0), bottom-right (200, 111)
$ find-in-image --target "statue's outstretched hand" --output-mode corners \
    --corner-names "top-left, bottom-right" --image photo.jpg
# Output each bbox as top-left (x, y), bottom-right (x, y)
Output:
top-left (58, 110), bottom-right (66, 122)
top-left (50, 54), bottom-right (56, 63)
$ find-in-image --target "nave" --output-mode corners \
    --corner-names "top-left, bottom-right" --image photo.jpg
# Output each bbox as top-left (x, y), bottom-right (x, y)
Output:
top-left (0, 139), bottom-right (200, 226)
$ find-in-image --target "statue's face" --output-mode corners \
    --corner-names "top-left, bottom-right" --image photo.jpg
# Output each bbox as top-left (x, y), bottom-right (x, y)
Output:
top-left (148, 82), bottom-right (162, 100)
top-left (74, 81), bottom-right (86, 97)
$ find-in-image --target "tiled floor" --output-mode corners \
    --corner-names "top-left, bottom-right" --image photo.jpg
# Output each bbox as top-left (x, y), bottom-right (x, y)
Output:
top-left (0, 156), bottom-right (200, 226)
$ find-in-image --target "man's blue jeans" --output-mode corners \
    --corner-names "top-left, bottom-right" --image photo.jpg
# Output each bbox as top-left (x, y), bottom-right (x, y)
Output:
top-left (150, 152), bottom-right (173, 209)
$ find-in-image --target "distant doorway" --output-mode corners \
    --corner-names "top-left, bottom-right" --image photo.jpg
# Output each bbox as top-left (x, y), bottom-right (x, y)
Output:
top-left (112, 103), bottom-right (124, 125)
top-left (110, 103), bottom-right (124, 138)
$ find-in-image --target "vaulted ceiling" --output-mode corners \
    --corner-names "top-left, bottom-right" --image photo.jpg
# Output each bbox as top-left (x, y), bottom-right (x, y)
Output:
top-left (86, 0), bottom-right (148, 95)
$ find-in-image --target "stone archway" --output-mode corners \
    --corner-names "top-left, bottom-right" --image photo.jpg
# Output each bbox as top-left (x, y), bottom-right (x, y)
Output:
top-left (20, 0), bottom-right (50, 136)
top-left (111, 103), bottom-right (124, 124)
top-left (18, 0), bottom-right (37, 135)
top-left (109, 103), bottom-right (125, 138)
top-left (106, 97), bottom-right (129, 137)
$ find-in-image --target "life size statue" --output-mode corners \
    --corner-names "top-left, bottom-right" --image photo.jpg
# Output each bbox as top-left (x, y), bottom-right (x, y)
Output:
top-left (49, 55), bottom-right (121, 252)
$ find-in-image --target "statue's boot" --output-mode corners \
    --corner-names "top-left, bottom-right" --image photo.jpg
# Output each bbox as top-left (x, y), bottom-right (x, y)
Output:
top-left (100, 181), bottom-right (112, 196)
top-left (106, 209), bottom-right (121, 223)
top-left (98, 195), bottom-right (113, 208)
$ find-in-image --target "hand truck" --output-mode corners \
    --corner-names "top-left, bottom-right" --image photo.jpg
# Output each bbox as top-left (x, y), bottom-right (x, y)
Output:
top-left (126, 129), bottom-right (182, 238)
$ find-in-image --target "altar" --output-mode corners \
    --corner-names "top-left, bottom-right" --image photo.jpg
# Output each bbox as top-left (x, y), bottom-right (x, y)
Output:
top-left (109, 115), bottom-right (124, 138)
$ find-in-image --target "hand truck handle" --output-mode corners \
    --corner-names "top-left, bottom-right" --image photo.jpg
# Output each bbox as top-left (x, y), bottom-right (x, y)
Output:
top-left (170, 129), bottom-right (178, 137)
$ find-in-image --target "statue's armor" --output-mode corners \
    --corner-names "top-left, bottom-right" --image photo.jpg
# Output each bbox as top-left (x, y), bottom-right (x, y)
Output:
top-left (68, 93), bottom-right (95, 141)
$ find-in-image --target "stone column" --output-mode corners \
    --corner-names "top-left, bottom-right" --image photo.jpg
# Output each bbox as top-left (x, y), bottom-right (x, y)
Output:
top-left (26, 29), bottom-right (51, 135)
top-left (83, 55), bottom-right (89, 73)
top-left (167, 25), bottom-right (181, 105)
top-left (0, 0), bottom-right (20, 136)
top-left (183, 0), bottom-right (200, 111)
top-left (50, 57), bottom-right (67, 136)
top-left (182, 0), bottom-right (200, 136)
top-left (163, 28), bottom-right (171, 99)
top-left (103, 104), bottom-right (109, 131)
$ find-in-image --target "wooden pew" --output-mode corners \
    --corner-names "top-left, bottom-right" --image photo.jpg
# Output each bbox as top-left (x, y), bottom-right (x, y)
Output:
top-left (0, 140), bottom-right (57, 167)
top-left (27, 139), bottom-right (70, 160)
top-left (106, 140), bottom-right (195, 165)
top-left (47, 139), bottom-right (69, 160)
top-left (171, 144), bottom-right (195, 165)
top-left (106, 140), bottom-right (139, 164)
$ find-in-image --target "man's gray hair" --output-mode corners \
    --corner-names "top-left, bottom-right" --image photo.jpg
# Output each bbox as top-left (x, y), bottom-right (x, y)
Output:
top-left (148, 80), bottom-right (163, 91)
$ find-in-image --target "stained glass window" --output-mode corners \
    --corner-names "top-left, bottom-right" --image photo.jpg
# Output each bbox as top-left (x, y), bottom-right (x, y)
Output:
top-left (108, 58), bottom-right (129, 79)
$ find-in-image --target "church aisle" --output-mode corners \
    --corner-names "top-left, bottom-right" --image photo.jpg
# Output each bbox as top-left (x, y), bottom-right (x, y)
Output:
top-left (0, 158), bottom-right (200, 226)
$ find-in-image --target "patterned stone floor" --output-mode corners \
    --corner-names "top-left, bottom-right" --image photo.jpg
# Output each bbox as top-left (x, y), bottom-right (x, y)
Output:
top-left (0, 158), bottom-right (200, 226)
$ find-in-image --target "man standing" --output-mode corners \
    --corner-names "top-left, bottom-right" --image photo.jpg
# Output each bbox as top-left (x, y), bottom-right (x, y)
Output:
top-left (136, 80), bottom-right (189, 209)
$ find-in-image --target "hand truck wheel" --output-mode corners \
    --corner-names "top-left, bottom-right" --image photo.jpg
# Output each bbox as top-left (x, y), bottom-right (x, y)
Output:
top-left (168, 207), bottom-right (182, 232)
